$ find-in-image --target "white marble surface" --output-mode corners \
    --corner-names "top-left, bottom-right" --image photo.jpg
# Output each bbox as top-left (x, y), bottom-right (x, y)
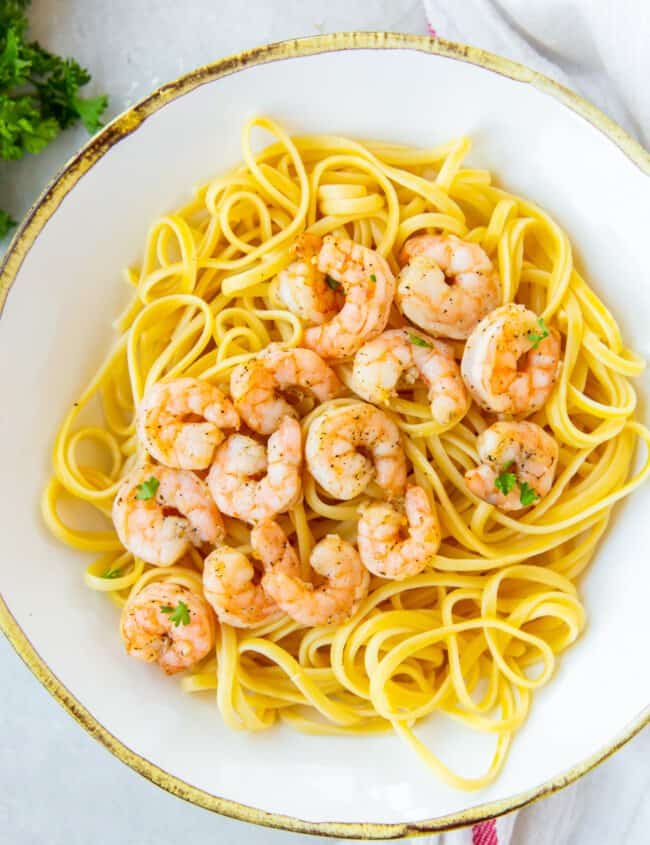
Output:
top-left (1, 2), bottom-right (648, 843)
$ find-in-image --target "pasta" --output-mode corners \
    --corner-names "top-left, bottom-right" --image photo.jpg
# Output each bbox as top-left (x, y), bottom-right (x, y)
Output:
top-left (42, 116), bottom-right (650, 790)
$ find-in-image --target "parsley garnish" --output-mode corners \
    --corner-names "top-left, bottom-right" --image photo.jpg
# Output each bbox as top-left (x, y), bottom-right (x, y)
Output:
top-left (101, 566), bottom-right (122, 579)
top-left (325, 275), bottom-right (341, 291)
top-left (160, 601), bottom-right (191, 627)
top-left (408, 333), bottom-right (433, 349)
top-left (494, 461), bottom-right (516, 495)
top-left (518, 481), bottom-right (539, 507)
top-left (526, 317), bottom-right (550, 349)
top-left (0, 209), bottom-right (16, 237)
top-left (135, 476), bottom-right (159, 500)
top-left (0, 0), bottom-right (108, 233)
top-left (369, 273), bottom-right (377, 283)
top-left (493, 460), bottom-right (540, 505)
top-left (494, 461), bottom-right (539, 507)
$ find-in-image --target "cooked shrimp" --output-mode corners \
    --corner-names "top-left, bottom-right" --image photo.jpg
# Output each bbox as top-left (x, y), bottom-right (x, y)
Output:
top-left (120, 582), bottom-right (215, 674)
top-left (352, 328), bottom-right (470, 427)
top-left (305, 402), bottom-right (407, 500)
top-left (137, 377), bottom-right (239, 470)
top-left (113, 465), bottom-right (224, 566)
top-left (397, 234), bottom-right (500, 339)
top-left (303, 236), bottom-right (395, 360)
top-left (465, 421), bottom-right (559, 511)
top-left (357, 485), bottom-right (441, 579)
top-left (254, 519), bottom-right (370, 626)
top-left (203, 543), bottom-right (299, 628)
top-left (230, 345), bottom-right (342, 435)
top-left (276, 233), bottom-right (341, 325)
top-left (461, 303), bottom-right (561, 416)
top-left (207, 416), bottom-right (302, 523)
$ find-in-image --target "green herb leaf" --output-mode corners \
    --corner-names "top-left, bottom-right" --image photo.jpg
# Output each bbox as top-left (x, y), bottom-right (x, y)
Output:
top-left (518, 481), bottom-right (539, 507)
top-left (101, 566), bottom-right (122, 580)
top-left (73, 92), bottom-right (108, 133)
top-left (526, 317), bottom-right (550, 349)
top-left (0, 94), bottom-right (60, 159)
top-left (325, 275), bottom-right (341, 291)
top-left (0, 1), bottom-right (108, 221)
top-left (160, 601), bottom-right (191, 627)
top-left (408, 333), bottom-right (433, 349)
top-left (494, 461), bottom-right (516, 495)
top-left (369, 273), bottom-right (377, 283)
top-left (0, 2), bottom-right (30, 35)
top-left (0, 209), bottom-right (16, 237)
top-left (0, 26), bottom-right (30, 89)
top-left (135, 476), bottom-right (159, 500)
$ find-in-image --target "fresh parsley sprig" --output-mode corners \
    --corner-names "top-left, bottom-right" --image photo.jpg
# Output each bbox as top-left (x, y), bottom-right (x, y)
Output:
top-left (0, 0), bottom-right (108, 232)
top-left (493, 460), bottom-right (540, 506)
top-left (526, 317), bottom-right (550, 349)
top-left (517, 481), bottom-right (539, 507)
top-left (135, 476), bottom-right (160, 501)
top-left (494, 461), bottom-right (516, 495)
top-left (161, 601), bottom-right (191, 627)
top-left (408, 333), bottom-right (433, 349)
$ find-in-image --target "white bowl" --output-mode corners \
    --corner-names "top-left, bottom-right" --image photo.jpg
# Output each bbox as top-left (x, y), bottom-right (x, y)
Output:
top-left (1, 33), bottom-right (648, 838)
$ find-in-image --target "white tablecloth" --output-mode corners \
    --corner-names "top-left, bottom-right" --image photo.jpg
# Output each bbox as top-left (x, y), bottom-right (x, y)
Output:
top-left (1, 2), bottom-right (648, 843)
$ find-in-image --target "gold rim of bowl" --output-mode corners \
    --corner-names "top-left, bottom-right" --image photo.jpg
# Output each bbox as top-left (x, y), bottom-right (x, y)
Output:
top-left (1, 32), bottom-right (648, 839)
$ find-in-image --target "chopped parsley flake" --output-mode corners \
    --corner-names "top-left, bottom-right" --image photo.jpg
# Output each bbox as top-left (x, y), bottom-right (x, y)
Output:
top-left (518, 481), bottom-right (539, 506)
top-left (135, 476), bottom-right (159, 500)
top-left (325, 275), bottom-right (341, 291)
top-left (160, 601), bottom-right (191, 627)
top-left (494, 461), bottom-right (516, 495)
top-left (408, 333), bottom-right (432, 348)
top-left (527, 317), bottom-right (550, 348)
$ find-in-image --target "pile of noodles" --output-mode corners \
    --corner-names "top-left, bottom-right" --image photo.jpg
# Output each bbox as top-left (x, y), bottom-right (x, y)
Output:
top-left (42, 116), bottom-right (650, 789)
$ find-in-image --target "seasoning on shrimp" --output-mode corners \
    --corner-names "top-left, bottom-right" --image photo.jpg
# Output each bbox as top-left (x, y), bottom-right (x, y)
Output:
top-left (120, 582), bottom-right (215, 674)
top-left (254, 519), bottom-right (370, 627)
top-left (461, 303), bottom-right (561, 417)
top-left (357, 485), bottom-right (441, 579)
top-left (465, 420), bottom-right (559, 511)
top-left (207, 416), bottom-right (302, 524)
top-left (305, 402), bottom-right (407, 500)
top-left (352, 328), bottom-right (470, 428)
top-left (113, 465), bottom-right (224, 566)
top-left (137, 377), bottom-right (239, 470)
top-left (397, 234), bottom-right (500, 339)
top-left (300, 235), bottom-right (395, 360)
top-left (276, 233), bottom-right (342, 325)
top-left (230, 345), bottom-right (342, 435)
top-left (203, 543), bottom-right (299, 628)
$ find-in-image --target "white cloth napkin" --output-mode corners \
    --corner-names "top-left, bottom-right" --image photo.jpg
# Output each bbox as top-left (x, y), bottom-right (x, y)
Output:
top-left (414, 2), bottom-right (649, 843)
top-left (423, 0), bottom-right (650, 145)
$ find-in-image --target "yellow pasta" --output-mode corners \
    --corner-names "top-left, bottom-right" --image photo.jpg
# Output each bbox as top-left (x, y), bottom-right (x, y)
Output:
top-left (42, 116), bottom-right (649, 790)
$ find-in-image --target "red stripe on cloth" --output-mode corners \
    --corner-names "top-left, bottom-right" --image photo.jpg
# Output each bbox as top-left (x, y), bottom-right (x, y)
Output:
top-left (472, 819), bottom-right (498, 845)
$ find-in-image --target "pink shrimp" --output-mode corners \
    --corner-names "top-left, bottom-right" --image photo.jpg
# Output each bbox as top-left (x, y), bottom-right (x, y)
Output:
top-left (397, 234), bottom-right (500, 339)
top-left (120, 582), bottom-right (215, 674)
top-left (137, 377), bottom-right (239, 469)
top-left (461, 303), bottom-right (561, 416)
top-left (357, 485), bottom-right (441, 579)
top-left (112, 465), bottom-right (224, 566)
top-left (302, 236), bottom-right (395, 360)
top-left (253, 519), bottom-right (370, 627)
